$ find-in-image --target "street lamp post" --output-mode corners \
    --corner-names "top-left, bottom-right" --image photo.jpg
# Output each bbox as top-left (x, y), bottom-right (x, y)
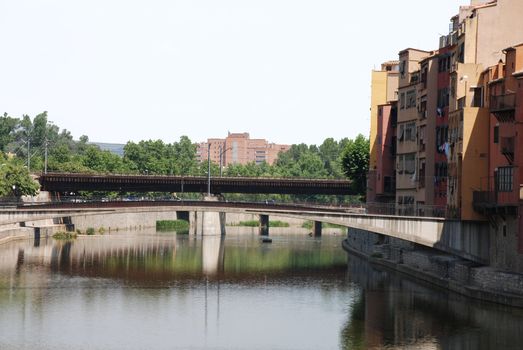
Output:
top-left (218, 145), bottom-right (232, 177)
top-left (207, 143), bottom-right (211, 197)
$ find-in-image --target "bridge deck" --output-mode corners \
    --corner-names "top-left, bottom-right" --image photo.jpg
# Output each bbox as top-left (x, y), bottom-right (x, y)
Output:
top-left (38, 173), bottom-right (353, 195)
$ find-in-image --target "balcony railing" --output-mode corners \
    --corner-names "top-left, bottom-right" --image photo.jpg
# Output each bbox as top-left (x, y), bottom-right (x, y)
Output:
top-left (490, 93), bottom-right (516, 112)
top-left (500, 136), bottom-right (515, 163)
top-left (473, 167), bottom-right (520, 215)
top-left (490, 93), bottom-right (516, 122)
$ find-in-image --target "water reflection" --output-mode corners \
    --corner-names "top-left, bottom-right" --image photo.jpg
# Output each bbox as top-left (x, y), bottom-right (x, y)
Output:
top-left (342, 254), bottom-right (523, 350)
top-left (0, 233), bottom-right (523, 349)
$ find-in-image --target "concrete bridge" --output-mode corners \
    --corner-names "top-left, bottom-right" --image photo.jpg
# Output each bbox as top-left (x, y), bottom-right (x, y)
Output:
top-left (0, 200), bottom-right (489, 264)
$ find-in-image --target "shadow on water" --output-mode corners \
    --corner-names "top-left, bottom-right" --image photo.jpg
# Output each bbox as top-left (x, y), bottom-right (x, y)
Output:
top-left (341, 253), bottom-right (523, 350)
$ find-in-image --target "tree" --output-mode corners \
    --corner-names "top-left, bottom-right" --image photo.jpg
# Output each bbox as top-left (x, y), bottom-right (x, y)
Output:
top-left (173, 136), bottom-right (197, 175)
top-left (0, 156), bottom-right (39, 198)
top-left (123, 140), bottom-right (170, 174)
top-left (341, 134), bottom-right (369, 197)
top-left (0, 113), bottom-right (19, 152)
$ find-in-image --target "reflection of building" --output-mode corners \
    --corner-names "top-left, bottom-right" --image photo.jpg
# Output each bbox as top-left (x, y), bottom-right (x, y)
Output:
top-left (196, 132), bottom-right (290, 166)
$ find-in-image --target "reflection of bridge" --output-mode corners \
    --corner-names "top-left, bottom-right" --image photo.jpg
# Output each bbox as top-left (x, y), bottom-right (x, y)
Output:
top-left (1, 200), bottom-right (490, 264)
top-left (38, 173), bottom-right (353, 195)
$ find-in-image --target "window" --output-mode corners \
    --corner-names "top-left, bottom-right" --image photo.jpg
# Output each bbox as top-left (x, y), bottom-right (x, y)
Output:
top-left (496, 167), bottom-right (514, 192)
top-left (419, 159), bottom-right (426, 188)
top-left (400, 60), bottom-right (406, 77)
top-left (404, 153), bottom-right (416, 175)
top-left (436, 125), bottom-right (449, 150)
top-left (419, 98), bottom-right (427, 119)
top-left (435, 162), bottom-right (448, 179)
top-left (398, 124), bottom-right (405, 141)
top-left (457, 43), bottom-right (465, 63)
top-left (494, 125), bottom-right (499, 144)
top-left (421, 67), bottom-right (428, 88)
top-left (400, 93), bottom-right (406, 109)
top-left (418, 126), bottom-right (426, 151)
top-left (405, 122), bottom-right (416, 142)
top-left (438, 88), bottom-right (450, 108)
top-left (406, 90), bottom-right (416, 109)
top-left (438, 54), bottom-right (452, 73)
top-left (472, 87), bottom-right (483, 107)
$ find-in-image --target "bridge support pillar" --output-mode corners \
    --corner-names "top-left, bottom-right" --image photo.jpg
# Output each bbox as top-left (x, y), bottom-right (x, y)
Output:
top-left (189, 211), bottom-right (197, 235)
top-left (193, 196), bottom-right (226, 236)
top-left (313, 221), bottom-right (322, 237)
top-left (259, 214), bottom-right (269, 236)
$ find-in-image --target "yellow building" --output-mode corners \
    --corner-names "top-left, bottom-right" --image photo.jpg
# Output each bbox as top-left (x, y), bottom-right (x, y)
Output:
top-left (369, 62), bottom-right (399, 170)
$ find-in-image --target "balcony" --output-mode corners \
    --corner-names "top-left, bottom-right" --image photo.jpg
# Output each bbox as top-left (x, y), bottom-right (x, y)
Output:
top-left (500, 136), bottom-right (515, 164)
top-left (490, 93), bottom-right (516, 122)
top-left (473, 167), bottom-right (520, 216)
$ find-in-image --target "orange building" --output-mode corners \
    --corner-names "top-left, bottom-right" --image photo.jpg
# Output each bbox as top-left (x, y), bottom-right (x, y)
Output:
top-left (196, 132), bottom-right (290, 166)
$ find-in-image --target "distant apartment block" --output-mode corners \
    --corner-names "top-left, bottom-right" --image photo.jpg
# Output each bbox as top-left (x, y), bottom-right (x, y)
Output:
top-left (196, 132), bottom-right (290, 166)
top-left (367, 0), bottom-right (523, 273)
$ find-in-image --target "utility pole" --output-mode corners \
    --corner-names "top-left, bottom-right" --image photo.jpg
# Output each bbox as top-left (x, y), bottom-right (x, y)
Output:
top-left (207, 143), bottom-right (211, 197)
top-left (44, 140), bottom-right (48, 174)
top-left (219, 144), bottom-right (223, 177)
top-left (219, 145), bottom-right (231, 177)
top-left (27, 139), bottom-right (30, 172)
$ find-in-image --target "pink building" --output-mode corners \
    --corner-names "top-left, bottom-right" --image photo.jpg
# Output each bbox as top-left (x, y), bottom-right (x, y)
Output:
top-left (197, 132), bottom-right (290, 166)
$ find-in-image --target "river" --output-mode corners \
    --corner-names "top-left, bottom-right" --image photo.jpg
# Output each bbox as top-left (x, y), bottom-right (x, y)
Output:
top-left (0, 231), bottom-right (522, 349)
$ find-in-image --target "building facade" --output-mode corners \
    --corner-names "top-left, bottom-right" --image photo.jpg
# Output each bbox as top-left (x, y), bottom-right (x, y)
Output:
top-left (196, 132), bottom-right (290, 166)
top-left (367, 62), bottom-right (399, 212)
top-left (368, 0), bottom-right (523, 272)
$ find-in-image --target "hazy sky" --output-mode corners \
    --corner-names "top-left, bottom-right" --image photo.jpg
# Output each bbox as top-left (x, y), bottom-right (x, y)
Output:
top-left (1, 0), bottom-right (469, 145)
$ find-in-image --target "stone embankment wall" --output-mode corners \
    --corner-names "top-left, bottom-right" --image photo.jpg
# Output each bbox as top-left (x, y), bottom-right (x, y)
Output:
top-left (71, 212), bottom-right (314, 232)
top-left (344, 227), bottom-right (523, 307)
top-left (71, 211), bottom-right (178, 232)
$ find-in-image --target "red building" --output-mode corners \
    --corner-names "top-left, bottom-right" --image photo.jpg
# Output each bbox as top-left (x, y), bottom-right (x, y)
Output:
top-left (473, 43), bottom-right (523, 267)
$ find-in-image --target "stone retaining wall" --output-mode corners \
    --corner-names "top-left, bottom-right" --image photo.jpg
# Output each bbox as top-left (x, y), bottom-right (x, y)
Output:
top-left (346, 227), bottom-right (523, 307)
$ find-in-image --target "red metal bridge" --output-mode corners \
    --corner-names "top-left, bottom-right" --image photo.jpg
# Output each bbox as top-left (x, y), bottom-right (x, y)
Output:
top-left (38, 173), bottom-right (353, 195)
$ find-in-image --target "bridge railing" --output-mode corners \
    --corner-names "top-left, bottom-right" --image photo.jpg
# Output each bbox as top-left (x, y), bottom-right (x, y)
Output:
top-left (36, 171), bottom-right (351, 183)
top-left (365, 202), bottom-right (446, 218)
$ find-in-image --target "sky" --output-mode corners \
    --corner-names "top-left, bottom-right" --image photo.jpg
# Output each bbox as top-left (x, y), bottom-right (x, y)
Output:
top-left (0, 0), bottom-right (470, 146)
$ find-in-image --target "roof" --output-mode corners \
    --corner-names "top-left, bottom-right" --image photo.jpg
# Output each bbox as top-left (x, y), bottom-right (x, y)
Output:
top-left (503, 43), bottom-right (523, 52)
top-left (398, 48), bottom-right (431, 56)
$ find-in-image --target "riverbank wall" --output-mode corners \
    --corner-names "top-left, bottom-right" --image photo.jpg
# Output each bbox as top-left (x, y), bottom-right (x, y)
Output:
top-left (0, 225), bottom-right (67, 246)
top-left (70, 211), bottom-right (317, 232)
top-left (343, 227), bottom-right (523, 308)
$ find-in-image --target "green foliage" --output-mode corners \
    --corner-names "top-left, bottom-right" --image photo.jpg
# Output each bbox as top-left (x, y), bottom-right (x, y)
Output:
top-left (0, 156), bottom-right (39, 197)
top-left (230, 220), bottom-right (259, 227)
top-left (269, 220), bottom-right (289, 228)
top-left (302, 221), bottom-right (313, 229)
top-left (341, 134), bottom-right (370, 197)
top-left (156, 220), bottom-right (190, 232)
top-left (0, 113), bottom-right (19, 152)
top-left (52, 231), bottom-right (78, 240)
top-left (86, 227), bottom-right (95, 235)
top-left (2, 111), bottom-right (369, 205)
top-left (231, 220), bottom-right (289, 227)
top-left (302, 221), bottom-right (345, 229)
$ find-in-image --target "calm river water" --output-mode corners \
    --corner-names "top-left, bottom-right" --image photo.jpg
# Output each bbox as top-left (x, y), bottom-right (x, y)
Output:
top-left (1, 231), bottom-right (523, 350)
